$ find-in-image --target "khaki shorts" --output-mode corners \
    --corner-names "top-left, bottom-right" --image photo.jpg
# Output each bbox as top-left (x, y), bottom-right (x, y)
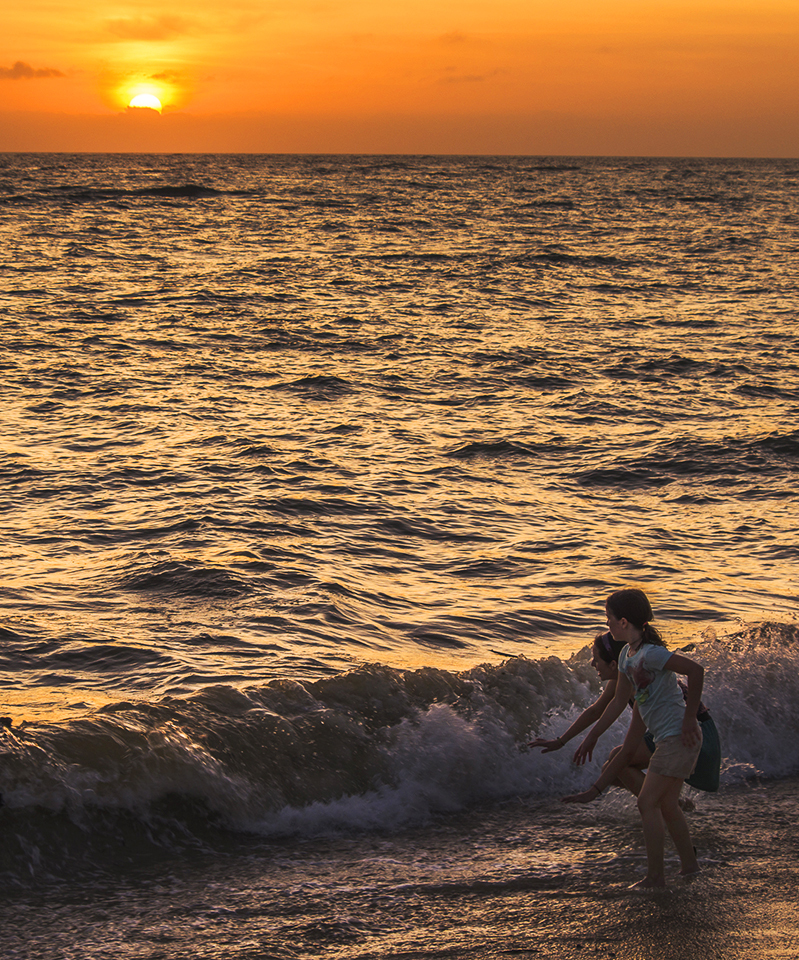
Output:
top-left (648, 733), bottom-right (703, 780)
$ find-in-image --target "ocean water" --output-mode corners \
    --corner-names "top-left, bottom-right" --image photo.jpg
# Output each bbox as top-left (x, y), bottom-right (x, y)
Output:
top-left (1, 154), bottom-right (799, 958)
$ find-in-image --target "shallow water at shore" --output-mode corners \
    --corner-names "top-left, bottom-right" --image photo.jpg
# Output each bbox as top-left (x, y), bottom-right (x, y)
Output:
top-left (2, 779), bottom-right (798, 960)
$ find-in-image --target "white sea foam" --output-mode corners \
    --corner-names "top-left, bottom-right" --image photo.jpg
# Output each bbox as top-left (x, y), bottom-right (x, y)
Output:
top-left (3, 627), bottom-right (797, 838)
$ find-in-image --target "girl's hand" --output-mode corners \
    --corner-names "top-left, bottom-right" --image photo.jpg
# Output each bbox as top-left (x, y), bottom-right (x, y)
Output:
top-left (682, 717), bottom-right (702, 748)
top-left (572, 734), bottom-right (597, 766)
top-left (528, 736), bottom-right (563, 753)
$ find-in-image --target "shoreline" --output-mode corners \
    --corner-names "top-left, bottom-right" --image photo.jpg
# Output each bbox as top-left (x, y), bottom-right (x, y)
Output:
top-left (1, 779), bottom-right (797, 959)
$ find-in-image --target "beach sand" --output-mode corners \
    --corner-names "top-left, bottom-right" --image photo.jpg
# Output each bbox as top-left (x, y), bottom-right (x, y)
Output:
top-left (2, 779), bottom-right (797, 960)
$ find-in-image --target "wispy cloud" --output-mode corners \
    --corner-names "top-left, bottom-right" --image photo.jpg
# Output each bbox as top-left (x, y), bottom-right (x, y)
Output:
top-left (438, 69), bottom-right (503, 85)
top-left (436, 32), bottom-right (471, 46)
top-left (150, 70), bottom-right (183, 82)
top-left (0, 61), bottom-right (64, 80)
top-left (105, 15), bottom-right (192, 41)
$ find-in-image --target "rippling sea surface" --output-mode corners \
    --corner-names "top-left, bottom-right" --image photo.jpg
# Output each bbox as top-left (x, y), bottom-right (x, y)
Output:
top-left (1, 155), bottom-right (798, 958)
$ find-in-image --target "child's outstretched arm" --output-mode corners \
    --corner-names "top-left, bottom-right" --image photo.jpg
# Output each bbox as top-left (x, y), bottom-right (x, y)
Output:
top-left (572, 671), bottom-right (634, 765)
top-left (529, 679), bottom-right (617, 752)
top-left (666, 652), bottom-right (704, 747)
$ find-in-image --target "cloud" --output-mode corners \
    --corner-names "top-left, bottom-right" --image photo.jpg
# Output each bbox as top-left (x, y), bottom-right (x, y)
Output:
top-left (0, 61), bottom-right (64, 80)
top-left (436, 32), bottom-right (471, 46)
top-left (105, 15), bottom-right (191, 41)
top-left (438, 69), bottom-right (503, 84)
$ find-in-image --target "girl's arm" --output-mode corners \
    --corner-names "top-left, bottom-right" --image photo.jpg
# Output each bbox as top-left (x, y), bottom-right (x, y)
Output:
top-left (562, 706), bottom-right (646, 803)
top-left (529, 680), bottom-right (617, 752)
top-left (666, 652), bottom-right (704, 748)
top-left (572, 670), bottom-right (634, 765)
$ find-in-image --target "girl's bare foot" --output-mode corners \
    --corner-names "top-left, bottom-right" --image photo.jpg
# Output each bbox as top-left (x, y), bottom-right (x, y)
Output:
top-left (678, 845), bottom-right (700, 877)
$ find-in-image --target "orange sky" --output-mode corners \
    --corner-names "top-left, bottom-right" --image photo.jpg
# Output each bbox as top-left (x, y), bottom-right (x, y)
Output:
top-left (2, 0), bottom-right (798, 154)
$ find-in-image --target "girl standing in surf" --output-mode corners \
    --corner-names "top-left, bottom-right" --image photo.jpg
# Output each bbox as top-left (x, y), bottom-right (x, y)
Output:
top-left (562, 588), bottom-right (705, 889)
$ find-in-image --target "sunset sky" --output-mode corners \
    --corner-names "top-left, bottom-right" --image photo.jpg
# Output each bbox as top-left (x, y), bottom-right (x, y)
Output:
top-left (2, 0), bottom-right (798, 154)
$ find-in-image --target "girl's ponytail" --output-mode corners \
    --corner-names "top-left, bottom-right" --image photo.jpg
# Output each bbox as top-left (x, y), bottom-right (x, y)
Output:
top-left (640, 620), bottom-right (664, 647)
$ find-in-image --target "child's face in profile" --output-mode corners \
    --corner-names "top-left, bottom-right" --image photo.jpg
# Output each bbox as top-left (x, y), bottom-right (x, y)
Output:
top-left (605, 605), bottom-right (627, 642)
top-left (591, 643), bottom-right (617, 682)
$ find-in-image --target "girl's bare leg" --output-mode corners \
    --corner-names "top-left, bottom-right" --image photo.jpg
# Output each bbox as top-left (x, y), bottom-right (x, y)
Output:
top-left (602, 742), bottom-right (651, 796)
top-left (617, 763), bottom-right (646, 796)
top-left (660, 786), bottom-right (701, 875)
top-left (634, 772), bottom-right (687, 888)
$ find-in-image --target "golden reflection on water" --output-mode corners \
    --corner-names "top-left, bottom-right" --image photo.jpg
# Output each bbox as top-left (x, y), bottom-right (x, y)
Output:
top-left (2, 687), bottom-right (112, 724)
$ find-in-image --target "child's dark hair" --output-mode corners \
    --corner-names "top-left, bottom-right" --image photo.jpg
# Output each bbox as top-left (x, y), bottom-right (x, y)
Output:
top-left (606, 588), bottom-right (665, 646)
top-left (594, 630), bottom-right (627, 663)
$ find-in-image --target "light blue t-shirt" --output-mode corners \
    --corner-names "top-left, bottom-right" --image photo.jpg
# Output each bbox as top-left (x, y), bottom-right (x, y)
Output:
top-left (618, 643), bottom-right (685, 743)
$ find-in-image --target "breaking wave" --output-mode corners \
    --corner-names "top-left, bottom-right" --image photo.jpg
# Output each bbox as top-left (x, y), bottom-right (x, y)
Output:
top-left (2, 622), bottom-right (797, 883)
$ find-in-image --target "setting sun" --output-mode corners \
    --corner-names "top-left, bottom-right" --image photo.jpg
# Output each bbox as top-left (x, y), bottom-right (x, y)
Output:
top-left (128, 93), bottom-right (162, 112)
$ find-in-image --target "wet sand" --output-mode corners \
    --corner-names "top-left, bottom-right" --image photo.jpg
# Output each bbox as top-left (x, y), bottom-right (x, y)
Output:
top-left (456, 780), bottom-right (799, 960)
top-left (1, 779), bottom-right (797, 960)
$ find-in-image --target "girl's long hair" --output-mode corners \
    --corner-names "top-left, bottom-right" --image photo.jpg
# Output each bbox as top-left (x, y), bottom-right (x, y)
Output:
top-left (606, 588), bottom-right (665, 646)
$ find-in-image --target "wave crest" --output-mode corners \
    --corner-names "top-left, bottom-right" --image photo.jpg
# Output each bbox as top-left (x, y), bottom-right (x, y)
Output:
top-left (2, 624), bottom-right (798, 882)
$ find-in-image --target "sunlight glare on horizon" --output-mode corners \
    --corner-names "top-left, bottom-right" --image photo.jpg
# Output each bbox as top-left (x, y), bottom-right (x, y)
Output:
top-left (129, 93), bottom-right (162, 112)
